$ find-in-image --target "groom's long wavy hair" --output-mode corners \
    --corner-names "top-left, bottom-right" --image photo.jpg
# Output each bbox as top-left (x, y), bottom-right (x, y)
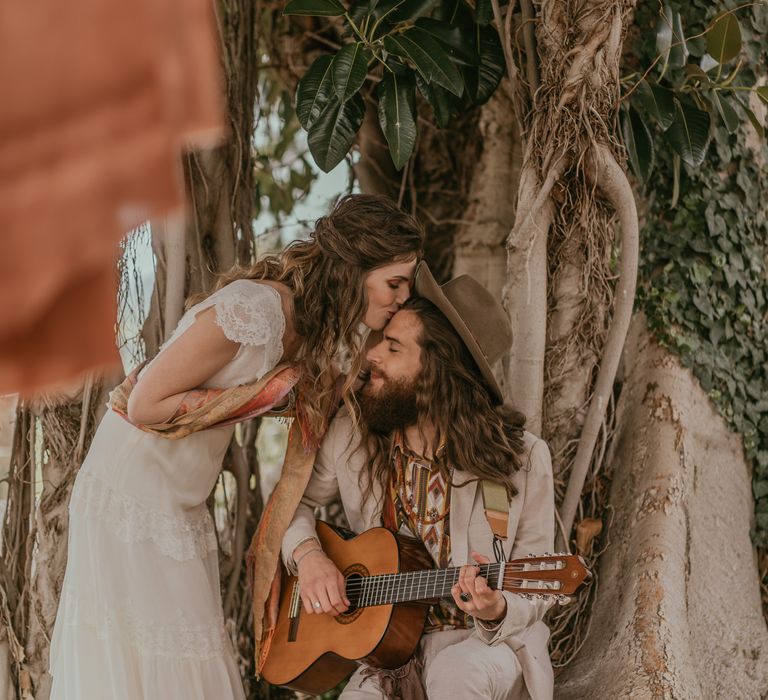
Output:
top-left (191, 194), bottom-right (424, 440)
top-left (359, 296), bottom-right (527, 507)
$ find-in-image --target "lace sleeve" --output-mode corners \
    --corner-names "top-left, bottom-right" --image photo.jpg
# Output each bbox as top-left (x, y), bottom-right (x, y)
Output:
top-left (212, 280), bottom-right (285, 358)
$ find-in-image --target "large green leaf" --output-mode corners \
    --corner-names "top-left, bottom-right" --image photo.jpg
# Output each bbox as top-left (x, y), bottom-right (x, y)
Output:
top-left (384, 28), bottom-right (464, 96)
top-left (284, 0), bottom-right (346, 16)
top-left (332, 43), bottom-right (371, 102)
top-left (621, 106), bottom-right (655, 184)
top-left (706, 11), bottom-right (742, 64)
top-left (635, 80), bottom-right (675, 130)
top-left (414, 17), bottom-right (480, 65)
top-left (756, 86), bottom-right (768, 107)
top-left (669, 10), bottom-right (689, 68)
top-left (665, 98), bottom-right (711, 167)
top-left (296, 55), bottom-right (335, 129)
top-left (462, 25), bottom-right (505, 106)
top-left (378, 69), bottom-right (417, 169)
top-left (415, 73), bottom-right (460, 127)
top-left (434, 0), bottom-right (473, 26)
top-left (307, 93), bottom-right (365, 172)
top-left (711, 91), bottom-right (740, 134)
top-left (656, 4), bottom-right (687, 77)
top-left (373, 0), bottom-right (437, 24)
top-left (656, 3), bottom-right (673, 74)
top-left (347, 0), bottom-right (375, 27)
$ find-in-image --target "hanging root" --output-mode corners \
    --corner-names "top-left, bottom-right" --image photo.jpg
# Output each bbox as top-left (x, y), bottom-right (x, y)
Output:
top-left (556, 143), bottom-right (639, 549)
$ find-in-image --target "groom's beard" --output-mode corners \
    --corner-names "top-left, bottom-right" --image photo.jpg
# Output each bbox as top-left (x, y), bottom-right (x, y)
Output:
top-left (357, 373), bottom-right (418, 435)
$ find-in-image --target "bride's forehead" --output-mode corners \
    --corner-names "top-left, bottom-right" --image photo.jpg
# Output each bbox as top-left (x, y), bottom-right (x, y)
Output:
top-left (371, 258), bottom-right (418, 279)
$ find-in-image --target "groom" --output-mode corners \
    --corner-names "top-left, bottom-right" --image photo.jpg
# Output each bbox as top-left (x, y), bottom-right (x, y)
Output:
top-left (281, 263), bottom-right (555, 699)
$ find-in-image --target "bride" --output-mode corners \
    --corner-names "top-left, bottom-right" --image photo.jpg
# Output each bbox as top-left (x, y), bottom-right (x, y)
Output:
top-left (49, 194), bottom-right (424, 699)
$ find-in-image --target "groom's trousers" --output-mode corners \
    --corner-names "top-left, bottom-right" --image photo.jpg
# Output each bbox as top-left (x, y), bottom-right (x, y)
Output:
top-left (339, 628), bottom-right (526, 700)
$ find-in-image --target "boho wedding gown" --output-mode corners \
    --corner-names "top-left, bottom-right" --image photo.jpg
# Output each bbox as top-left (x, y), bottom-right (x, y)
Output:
top-left (49, 280), bottom-right (286, 699)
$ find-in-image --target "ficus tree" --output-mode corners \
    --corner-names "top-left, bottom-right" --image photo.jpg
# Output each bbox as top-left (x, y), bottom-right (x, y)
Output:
top-left (264, 0), bottom-right (768, 695)
top-left (2, 1), bottom-right (767, 699)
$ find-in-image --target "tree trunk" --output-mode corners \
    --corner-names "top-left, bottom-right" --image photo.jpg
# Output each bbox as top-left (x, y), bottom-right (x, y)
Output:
top-left (452, 85), bottom-right (522, 300)
top-left (555, 314), bottom-right (768, 698)
top-left (16, 371), bottom-right (122, 700)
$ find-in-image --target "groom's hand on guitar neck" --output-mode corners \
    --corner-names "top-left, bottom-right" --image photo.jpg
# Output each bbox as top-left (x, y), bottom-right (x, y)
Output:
top-left (293, 539), bottom-right (350, 616)
top-left (451, 551), bottom-right (507, 624)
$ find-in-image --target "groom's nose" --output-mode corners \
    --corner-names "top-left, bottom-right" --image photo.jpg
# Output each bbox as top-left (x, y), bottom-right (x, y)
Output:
top-left (366, 342), bottom-right (384, 366)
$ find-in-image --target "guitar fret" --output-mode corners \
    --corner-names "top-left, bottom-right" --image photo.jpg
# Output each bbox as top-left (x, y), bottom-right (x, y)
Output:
top-left (364, 576), bottom-right (372, 607)
top-left (354, 563), bottom-right (508, 609)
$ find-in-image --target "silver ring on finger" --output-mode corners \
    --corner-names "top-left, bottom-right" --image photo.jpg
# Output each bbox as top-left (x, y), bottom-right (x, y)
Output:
top-left (460, 591), bottom-right (472, 602)
top-left (313, 601), bottom-right (322, 609)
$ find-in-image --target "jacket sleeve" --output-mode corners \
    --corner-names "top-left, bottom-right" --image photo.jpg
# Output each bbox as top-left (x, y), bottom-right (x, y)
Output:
top-left (280, 418), bottom-right (343, 574)
top-left (475, 437), bottom-right (556, 644)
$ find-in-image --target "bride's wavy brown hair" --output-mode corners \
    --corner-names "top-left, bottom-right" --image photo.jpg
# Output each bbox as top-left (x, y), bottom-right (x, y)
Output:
top-left (360, 296), bottom-right (526, 506)
top-left (194, 194), bottom-right (424, 439)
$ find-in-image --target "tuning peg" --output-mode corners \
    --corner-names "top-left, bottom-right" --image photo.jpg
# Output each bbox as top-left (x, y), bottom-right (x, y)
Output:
top-left (527, 553), bottom-right (535, 558)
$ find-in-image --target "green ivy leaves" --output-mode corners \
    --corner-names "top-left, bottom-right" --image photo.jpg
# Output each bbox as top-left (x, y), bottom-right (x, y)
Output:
top-left (623, 7), bottom-right (766, 187)
top-left (287, 0), bottom-right (505, 172)
top-left (636, 1), bottom-right (768, 547)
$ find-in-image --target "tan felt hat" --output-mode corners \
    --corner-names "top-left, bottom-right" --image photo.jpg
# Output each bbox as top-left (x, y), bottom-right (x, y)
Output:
top-left (414, 262), bottom-right (512, 404)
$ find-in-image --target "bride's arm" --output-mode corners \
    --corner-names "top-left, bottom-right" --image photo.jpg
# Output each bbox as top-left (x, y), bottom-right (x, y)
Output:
top-left (126, 307), bottom-right (239, 425)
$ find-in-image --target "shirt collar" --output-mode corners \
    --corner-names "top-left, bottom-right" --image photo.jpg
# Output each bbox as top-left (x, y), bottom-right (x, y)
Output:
top-left (392, 430), bottom-right (446, 461)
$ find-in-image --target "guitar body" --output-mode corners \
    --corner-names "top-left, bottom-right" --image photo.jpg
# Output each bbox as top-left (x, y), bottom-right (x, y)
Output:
top-left (260, 521), bottom-right (434, 695)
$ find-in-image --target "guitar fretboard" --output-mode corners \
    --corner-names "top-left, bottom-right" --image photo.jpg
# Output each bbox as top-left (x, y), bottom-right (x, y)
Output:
top-left (344, 563), bottom-right (503, 607)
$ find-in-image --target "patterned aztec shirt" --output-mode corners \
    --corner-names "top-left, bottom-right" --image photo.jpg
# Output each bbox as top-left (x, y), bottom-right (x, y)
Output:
top-left (381, 433), bottom-right (470, 632)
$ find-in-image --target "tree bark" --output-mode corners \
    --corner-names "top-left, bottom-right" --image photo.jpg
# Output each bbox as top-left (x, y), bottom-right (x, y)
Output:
top-left (503, 159), bottom-right (563, 433)
top-left (555, 314), bottom-right (768, 698)
top-left (452, 85), bottom-right (522, 300)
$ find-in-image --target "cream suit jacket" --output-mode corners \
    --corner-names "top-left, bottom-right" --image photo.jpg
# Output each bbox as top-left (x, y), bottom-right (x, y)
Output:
top-left (281, 410), bottom-right (556, 700)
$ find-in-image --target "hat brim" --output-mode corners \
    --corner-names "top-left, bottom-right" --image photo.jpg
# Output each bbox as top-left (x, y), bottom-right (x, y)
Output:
top-left (414, 262), bottom-right (504, 404)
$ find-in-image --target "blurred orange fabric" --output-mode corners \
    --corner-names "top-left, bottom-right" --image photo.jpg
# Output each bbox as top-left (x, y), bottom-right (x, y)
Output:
top-left (0, 0), bottom-right (224, 394)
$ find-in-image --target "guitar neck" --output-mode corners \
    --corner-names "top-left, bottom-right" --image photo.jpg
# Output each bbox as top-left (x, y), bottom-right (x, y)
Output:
top-left (345, 564), bottom-right (502, 608)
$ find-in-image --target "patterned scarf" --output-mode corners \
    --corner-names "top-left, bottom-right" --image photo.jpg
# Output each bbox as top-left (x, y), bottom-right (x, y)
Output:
top-left (109, 360), bottom-right (306, 440)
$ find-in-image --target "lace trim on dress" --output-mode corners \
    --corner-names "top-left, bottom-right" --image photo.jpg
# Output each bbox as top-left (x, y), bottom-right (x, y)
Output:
top-left (69, 472), bottom-right (219, 562)
top-left (56, 590), bottom-right (230, 660)
top-left (213, 282), bottom-right (285, 371)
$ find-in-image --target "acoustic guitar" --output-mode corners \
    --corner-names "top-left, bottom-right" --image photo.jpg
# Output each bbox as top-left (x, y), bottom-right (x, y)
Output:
top-left (260, 521), bottom-right (591, 694)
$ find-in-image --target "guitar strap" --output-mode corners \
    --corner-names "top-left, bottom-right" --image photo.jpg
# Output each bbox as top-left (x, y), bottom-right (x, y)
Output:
top-left (481, 480), bottom-right (509, 562)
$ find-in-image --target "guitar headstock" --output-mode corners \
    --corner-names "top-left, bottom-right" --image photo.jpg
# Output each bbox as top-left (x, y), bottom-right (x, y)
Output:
top-left (501, 553), bottom-right (591, 604)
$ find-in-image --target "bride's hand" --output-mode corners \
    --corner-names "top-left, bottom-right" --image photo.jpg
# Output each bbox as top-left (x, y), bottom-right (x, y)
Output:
top-left (295, 543), bottom-right (349, 616)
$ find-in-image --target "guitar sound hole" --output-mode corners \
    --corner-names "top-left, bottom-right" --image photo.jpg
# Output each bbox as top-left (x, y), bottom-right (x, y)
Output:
top-left (342, 573), bottom-right (362, 615)
top-left (336, 566), bottom-right (367, 625)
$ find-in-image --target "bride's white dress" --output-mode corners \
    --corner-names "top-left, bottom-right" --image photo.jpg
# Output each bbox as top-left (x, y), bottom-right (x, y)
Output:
top-left (49, 280), bottom-right (286, 700)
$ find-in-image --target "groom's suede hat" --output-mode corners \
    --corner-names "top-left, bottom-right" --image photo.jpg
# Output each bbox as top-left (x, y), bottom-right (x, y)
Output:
top-left (413, 262), bottom-right (512, 404)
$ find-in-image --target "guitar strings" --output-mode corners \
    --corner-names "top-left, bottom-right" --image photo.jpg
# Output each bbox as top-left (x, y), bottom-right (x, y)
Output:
top-left (340, 562), bottom-right (560, 594)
